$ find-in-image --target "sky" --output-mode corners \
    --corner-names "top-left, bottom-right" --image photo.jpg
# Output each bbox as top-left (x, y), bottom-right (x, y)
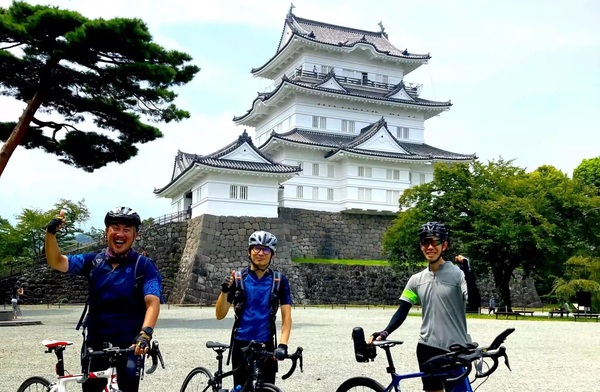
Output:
top-left (1, 0), bottom-right (599, 230)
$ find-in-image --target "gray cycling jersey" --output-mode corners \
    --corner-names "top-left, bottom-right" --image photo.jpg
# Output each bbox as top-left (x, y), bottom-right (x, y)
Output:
top-left (400, 261), bottom-right (471, 350)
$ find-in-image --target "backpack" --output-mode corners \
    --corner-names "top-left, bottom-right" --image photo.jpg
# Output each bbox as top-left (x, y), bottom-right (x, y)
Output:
top-left (76, 251), bottom-right (165, 332)
top-left (226, 268), bottom-right (282, 364)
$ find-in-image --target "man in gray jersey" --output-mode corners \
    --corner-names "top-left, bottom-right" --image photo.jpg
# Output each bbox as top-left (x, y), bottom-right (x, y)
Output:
top-left (369, 221), bottom-right (480, 392)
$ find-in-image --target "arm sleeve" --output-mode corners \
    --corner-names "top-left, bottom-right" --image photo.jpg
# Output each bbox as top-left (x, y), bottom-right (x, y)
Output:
top-left (383, 300), bottom-right (412, 335)
top-left (462, 268), bottom-right (481, 312)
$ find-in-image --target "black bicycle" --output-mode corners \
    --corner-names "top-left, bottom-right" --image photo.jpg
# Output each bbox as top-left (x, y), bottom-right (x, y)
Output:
top-left (180, 340), bottom-right (303, 392)
top-left (337, 328), bottom-right (515, 392)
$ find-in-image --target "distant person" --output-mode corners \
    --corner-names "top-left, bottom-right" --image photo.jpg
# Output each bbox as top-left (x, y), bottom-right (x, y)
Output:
top-left (488, 297), bottom-right (496, 315)
top-left (186, 205), bottom-right (192, 220)
top-left (11, 281), bottom-right (24, 319)
top-left (561, 301), bottom-right (570, 316)
top-left (45, 206), bottom-right (163, 392)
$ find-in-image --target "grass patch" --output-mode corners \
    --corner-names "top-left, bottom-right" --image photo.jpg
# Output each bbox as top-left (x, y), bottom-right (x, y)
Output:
top-left (292, 257), bottom-right (389, 266)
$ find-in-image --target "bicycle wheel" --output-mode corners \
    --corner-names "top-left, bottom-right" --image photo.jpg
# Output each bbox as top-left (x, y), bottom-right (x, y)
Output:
top-left (180, 367), bottom-right (215, 392)
top-left (335, 376), bottom-right (385, 392)
top-left (255, 382), bottom-right (283, 392)
top-left (17, 376), bottom-right (51, 392)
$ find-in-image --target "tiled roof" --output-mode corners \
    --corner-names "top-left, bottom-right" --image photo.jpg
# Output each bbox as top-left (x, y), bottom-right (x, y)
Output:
top-left (252, 14), bottom-right (429, 75)
top-left (154, 131), bottom-right (301, 194)
top-left (263, 119), bottom-right (476, 161)
top-left (233, 77), bottom-right (450, 123)
top-left (289, 15), bottom-right (429, 59)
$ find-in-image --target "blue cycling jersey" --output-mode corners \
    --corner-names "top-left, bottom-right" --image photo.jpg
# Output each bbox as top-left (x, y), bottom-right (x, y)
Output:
top-left (234, 268), bottom-right (292, 343)
top-left (68, 250), bottom-right (162, 345)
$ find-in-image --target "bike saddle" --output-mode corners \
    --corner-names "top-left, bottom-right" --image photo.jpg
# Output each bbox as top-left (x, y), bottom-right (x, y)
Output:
top-left (206, 341), bottom-right (229, 349)
top-left (42, 340), bottom-right (73, 349)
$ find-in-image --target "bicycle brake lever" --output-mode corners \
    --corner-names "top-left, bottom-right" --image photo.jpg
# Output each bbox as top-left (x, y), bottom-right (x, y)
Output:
top-left (474, 357), bottom-right (484, 376)
top-left (503, 353), bottom-right (511, 371)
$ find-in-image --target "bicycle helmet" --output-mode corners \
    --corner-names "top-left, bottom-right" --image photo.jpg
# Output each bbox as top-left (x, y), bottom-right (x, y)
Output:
top-left (248, 230), bottom-right (278, 253)
top-left (418, 221), bottom-right (449, 242)
top-left (104, 207), bottom-right (142, 230)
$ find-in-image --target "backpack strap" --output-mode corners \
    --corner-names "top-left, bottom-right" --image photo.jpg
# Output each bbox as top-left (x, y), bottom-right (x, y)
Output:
top-left (272, 270), bottom-right (281, 294)
top-left (76, 253), bottom-right (106, 332)
top-left (227, 268), bottom-right (246, 366)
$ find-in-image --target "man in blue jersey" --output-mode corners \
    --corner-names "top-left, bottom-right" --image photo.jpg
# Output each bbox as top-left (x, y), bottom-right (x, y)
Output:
top-left (369, 222), bottom-right (480, 392)
top-left (45, 207), bottom-right (162, 392)
top-left (216, 230), bottom-right (292, 388)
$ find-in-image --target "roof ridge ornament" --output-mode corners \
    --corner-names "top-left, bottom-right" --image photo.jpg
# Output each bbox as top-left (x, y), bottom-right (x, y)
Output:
top-left (377, 21), bottom-right (385, 33)
top-left (288, 2), bottom-right (295, 16)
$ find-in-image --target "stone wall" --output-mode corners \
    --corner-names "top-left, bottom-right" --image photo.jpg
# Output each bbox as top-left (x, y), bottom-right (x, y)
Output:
top-left (1, 208), bottom-right (540, 308)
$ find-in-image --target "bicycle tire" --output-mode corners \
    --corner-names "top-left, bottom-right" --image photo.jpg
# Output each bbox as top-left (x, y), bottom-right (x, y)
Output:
top-left (17, 376), bottom-right (52, 392)
top-left (255, 383), bottom-right (283, 392)
top-left (180, 366), bottom-right (215, 392)
top-left (335, 376), bottom-right (385, 392)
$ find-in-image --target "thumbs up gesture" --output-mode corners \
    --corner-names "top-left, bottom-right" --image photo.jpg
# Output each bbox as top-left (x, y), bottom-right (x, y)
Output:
top-left (46, 208), bottom-right (67, 235)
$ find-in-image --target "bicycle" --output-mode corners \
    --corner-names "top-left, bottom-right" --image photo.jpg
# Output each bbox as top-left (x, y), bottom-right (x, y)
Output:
top-left (336, 327), bottom-right (515, 392)
top-left (180, 340), bottom-right (303, 392)
top-left (17, 338), bottom-right (165, 392)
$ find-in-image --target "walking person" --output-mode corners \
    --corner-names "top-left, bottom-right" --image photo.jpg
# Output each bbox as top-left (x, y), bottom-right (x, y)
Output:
top-left (45, 207), bottom-right (163, 392)
top-left (488, 297), bottom-right (496, 315)
top-left (216, 230), bottom-right (293, 389)
top-left (11, 281), bottom-right (24, 319)
top-left (369, 222), bottom-right (480, 392)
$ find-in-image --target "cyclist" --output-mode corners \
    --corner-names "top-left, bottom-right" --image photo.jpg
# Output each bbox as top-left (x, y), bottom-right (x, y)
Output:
top-left (369, 221), bottom-right (480, 392)
top-left (45, 207), bottom-right (162, 392)
top-left (216, 230), bottom-right (293, 388)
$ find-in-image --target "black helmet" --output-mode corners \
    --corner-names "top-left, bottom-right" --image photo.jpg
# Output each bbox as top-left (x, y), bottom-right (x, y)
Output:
top-left (418, 221), bottom-right (449, 242)
top-left (104, 207), bottom-right (141, 230)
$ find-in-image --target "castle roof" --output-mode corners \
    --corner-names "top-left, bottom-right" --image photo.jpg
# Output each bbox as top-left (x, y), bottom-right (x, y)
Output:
top-left (234, 75), bottom-right (451, 125)
top-left (260, 118), bottom-right (476, 162)
top-left (154, 131), bottom-right (301, 196)
top-left (252, 13), bottom-right (430, 76)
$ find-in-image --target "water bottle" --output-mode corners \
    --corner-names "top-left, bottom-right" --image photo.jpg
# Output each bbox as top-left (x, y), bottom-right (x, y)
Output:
top-left (230, 385), bottom-right (242, 392)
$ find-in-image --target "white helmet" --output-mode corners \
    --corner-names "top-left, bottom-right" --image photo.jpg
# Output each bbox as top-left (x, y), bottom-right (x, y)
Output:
top-left (248, 230), bottom-right (277, 253)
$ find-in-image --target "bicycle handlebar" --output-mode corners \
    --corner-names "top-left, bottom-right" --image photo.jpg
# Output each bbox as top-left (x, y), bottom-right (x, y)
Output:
top-left (281, 346), bottom-right (304, 380)
top-left (79, 340), bottom-right (165, 384)
top-left (429, 328), bottom-right (515, 382)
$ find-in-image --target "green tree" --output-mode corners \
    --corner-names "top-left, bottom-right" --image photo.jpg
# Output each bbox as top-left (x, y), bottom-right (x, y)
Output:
top-left (13, 198), bottom-right (90, 262)
top-left (0, 1), bottom-right (200, 176)
top-left (553, 256), bottom-right (600, 312)
top-left (383, 159), bottom-right (600, 311)
top-left (573, 156), bottom-right (600, 193)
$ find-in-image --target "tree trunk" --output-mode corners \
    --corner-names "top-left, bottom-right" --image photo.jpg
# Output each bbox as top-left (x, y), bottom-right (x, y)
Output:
top-left (0, 91), bottom-right (44, 177)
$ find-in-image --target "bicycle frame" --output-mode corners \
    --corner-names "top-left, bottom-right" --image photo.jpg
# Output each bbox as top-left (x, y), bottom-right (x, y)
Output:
top-left (41, 339), bottom-right (131, 392)
top-left (381, 368), bottom-right (472, 392)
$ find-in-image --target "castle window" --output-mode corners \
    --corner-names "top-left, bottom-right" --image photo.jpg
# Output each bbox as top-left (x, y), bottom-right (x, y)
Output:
top-left (341, 120), bottom-right (355, 133)
top-left (195, 186), bottom-right (202, 201)
top-left (327, 165), bottom-right (334, 178)
top-left (386, 190), bottom-right (400, 204)
top-left (327, 188), bottom-right (334, 201)
top-left (358, 166), bottom-right (372, 178)
top-left (358, 187), bottom-right (372, 201)
top-left (312, 116), bottom-right (327, 129)
top-left (240, 186), bottom-right (248, 200)
top-left (296, 185), bottom-right (304, 199)
top-left (312, 163), bottom-right (320, 176)
top-left (396, 127), bottom-right (409, 139)
top-left (312, 187), bottom-right (319, 200)
top-left (386, 169), bottom-right (400, 180)
top-left (230, 185), bottom-right (238, 199)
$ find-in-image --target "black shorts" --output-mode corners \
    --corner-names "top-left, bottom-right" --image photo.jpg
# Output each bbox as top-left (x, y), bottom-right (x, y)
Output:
top-left (416, 343), bottom-right (469, 391)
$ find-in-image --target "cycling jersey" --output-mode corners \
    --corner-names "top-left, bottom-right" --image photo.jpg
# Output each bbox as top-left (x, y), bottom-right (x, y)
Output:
top-left (67, 250), bottom-right (162, 345)
top-left (228, 268), bottom-right (292, 342)
top-left (400, 261), bottom-right (471, 350)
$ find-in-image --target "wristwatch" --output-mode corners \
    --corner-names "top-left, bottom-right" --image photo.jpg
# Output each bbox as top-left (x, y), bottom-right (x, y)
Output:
top-left (141, 326), bottom-right (154, 336)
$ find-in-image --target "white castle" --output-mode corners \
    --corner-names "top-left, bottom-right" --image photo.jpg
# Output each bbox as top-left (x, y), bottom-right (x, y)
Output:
top-left (155, 10), bottom-right (475, 218)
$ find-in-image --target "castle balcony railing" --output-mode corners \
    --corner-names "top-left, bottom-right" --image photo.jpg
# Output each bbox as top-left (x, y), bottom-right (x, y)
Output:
top-left (144, 211), bottom-right (188, 228)
top-left (285, 68), bottom-right (422, 96)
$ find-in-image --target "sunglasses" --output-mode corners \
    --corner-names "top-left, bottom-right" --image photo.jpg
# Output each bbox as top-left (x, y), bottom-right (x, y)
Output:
top-left (420, 237), bottom-right (442, 247)
top-left (251, 245), bottom-right (272, 254)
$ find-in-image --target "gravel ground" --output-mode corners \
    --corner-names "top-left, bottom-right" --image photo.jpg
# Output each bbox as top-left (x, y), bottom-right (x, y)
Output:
top-left (2, 305), bottom-right (599, 392)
